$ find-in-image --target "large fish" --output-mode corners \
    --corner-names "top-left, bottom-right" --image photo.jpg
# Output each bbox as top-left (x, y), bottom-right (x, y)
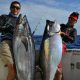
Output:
top-left (13, 14), bottom-right (35, 80)
top-left (39, 20), bottom-right (62, 80)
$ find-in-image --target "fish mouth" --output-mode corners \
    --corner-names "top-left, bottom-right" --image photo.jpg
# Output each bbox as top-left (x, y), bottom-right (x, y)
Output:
top-left (46, 20), bottom-right (60, 36)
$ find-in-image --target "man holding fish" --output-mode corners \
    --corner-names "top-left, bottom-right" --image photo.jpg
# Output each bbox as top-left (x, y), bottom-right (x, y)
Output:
top-left (54, 12), bottom-right (79, 80)
top-left (0, 1), bottom-right (21, 80)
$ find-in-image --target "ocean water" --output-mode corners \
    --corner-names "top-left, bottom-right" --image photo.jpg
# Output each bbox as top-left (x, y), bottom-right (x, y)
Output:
top-left (33, 35), bottom-right (42, 50)
top-left (0, 34), bottom-right (80, 49)
top-left (34, 35), bottom-right (80, 50)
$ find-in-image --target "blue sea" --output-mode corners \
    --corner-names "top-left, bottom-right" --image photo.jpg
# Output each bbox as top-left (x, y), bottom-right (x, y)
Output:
top-left (34, 35), bottom-right (80, 50)
top-left (0, 34), bottom-right (80, 49)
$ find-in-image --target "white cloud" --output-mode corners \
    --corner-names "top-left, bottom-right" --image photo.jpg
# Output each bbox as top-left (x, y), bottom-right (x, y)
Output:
top-left (0, 0), bottom-right (80, 35)
top-left (0, 0), bottom-right (6, 2)
top-left (22, 1), bottom-right (80, 35)
top-left (21, 2), bottom-right (70, 35)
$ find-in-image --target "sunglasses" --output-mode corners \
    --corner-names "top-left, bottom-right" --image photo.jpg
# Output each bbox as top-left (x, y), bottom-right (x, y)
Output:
top-left (11, 5), bottom-right (20, 10)
top-left (69, 17), bottom-right (77, 22)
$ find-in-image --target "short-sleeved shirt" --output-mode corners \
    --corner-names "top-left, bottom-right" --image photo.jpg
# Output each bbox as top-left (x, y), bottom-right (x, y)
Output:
top-left (0, 14), bottom-right (17, 41)
top-left (60, 24), bottom-right (77, 43)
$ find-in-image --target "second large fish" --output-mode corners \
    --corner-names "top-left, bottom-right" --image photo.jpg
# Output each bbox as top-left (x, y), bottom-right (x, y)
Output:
top-left (39, 20), bottom-right (62, 80)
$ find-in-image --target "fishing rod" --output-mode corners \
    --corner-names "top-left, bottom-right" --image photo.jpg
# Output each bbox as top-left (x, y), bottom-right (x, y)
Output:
top-left (32, 17), bottom-right (43, 35)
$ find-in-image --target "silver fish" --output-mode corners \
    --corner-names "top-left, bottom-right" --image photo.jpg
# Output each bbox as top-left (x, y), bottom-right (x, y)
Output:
top-left (39, 20), bottom-right (62, 80)
top-left (13, 14), bottom-right (35, 80)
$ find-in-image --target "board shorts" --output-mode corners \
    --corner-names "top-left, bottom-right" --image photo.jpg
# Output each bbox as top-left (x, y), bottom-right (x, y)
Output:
top-left (0, 40), bottom-right (13, 65)
top-left (57, 42), bottom-right (67, 72)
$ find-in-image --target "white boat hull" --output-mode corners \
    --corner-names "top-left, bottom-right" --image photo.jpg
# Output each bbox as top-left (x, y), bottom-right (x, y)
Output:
top-left (62, 49), bottom-right (80, 80)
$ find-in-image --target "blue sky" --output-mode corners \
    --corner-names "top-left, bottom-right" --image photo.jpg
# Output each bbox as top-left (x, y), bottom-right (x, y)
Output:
top-left (0, 0), bottom-right (80, 35)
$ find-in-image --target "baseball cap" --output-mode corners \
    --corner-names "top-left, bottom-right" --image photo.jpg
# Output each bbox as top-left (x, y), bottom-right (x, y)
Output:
top-left (69, 12), bottom-right (79, 21)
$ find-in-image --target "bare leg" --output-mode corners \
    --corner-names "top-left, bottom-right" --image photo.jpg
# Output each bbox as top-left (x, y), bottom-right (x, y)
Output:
top-left (7, 64), bottom-right (16, 80)
top-left (54, 70), bottom-right (62, 80)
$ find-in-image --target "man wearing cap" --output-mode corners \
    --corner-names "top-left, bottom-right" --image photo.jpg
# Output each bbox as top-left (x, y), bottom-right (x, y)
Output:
top-left (60, 12), bottom-right (79, 43)
top-left (54, 12), bottom-right (79, 80)
top-left (0, 1), bottom-right (21, 80)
